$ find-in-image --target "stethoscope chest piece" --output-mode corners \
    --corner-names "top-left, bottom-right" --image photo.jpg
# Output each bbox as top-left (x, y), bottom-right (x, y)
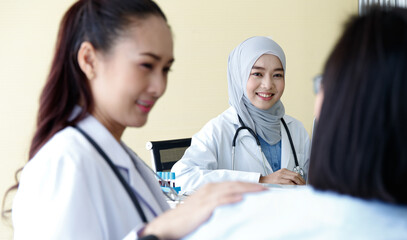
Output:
top-left (293, 165), bottom-right (304, 179)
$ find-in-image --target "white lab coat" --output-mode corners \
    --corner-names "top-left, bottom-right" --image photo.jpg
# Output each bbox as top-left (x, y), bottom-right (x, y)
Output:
top-left (172, 107), bottom-right (311, 191)
top-left (12, 111), bottom-right (169, 240)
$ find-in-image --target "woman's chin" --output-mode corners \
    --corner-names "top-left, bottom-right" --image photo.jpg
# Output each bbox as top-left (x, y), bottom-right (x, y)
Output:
top-left (127, 117), bottom-right (148, 128)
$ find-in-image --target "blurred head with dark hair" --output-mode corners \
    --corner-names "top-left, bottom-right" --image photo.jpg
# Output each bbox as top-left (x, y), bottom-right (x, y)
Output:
top-left (309, 7), bottom-right (407, 205)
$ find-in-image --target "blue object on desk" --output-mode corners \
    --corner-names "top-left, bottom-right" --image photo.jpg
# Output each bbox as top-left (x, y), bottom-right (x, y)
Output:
top-left (156, 171), bottom-right (181, 194)
top-left (161, 186), bottom-right (181, 194)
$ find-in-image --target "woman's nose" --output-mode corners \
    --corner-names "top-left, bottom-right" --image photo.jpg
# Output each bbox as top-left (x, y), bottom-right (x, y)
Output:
top-left (262, 75), bottom-right (275, 90)
top-left (149, 73), bottom-right (167, 98)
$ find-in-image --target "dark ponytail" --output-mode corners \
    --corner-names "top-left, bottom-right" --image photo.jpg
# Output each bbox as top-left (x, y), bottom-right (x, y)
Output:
top-left (30, 0), bottom-right (90, 159)
top-left (3, 0), bottom-right (167, 219)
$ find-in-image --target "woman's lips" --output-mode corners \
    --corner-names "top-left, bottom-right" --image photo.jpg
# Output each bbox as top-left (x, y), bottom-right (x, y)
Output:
top-left (256, 92), bottom-right (275, 101)
top-left (137, 100), bottom-right (155, 113)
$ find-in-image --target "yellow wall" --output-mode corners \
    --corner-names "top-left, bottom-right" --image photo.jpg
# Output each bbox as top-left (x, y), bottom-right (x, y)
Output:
top-left (0, 0), bottom-right (357, 238)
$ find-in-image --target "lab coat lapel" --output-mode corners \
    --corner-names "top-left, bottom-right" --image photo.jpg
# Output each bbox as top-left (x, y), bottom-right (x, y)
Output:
top-left (237, 130), bottom-right (257, 154)
top-left (123, 147), bottom-right (170, 213)
top-left (77, 115), bottom-right (131, 169)
top-left (237, 130), bottom-right (273, 175)
top-left (123, 150), bottom-right (164, 220)
top-left (78, 114), bottom-right (164, 220)
top-left (231, 109), bottom-right (272, 175)
top-left (232, 111), bottom-right (261, 165)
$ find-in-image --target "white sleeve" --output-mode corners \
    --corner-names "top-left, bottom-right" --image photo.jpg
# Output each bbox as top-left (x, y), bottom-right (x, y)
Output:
top-left (297, 122), bottom-right (311, 181)
top-left (287, 117), bottom-right (312, 182)
top-left (123, 229), bottom-right (138, 240)
top-left (122, 224), bottom-right (145, 240)
top-left (303, 132), bottom-right (311, 182)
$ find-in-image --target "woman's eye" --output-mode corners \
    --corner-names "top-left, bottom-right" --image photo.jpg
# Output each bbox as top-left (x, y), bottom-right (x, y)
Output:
top-left (141, 63), bottom-right (153, 69)
top-left (163, 66), bottom-right (172, 73)
top-left (274, 73), bottom-right (284, 78)
top-left (252, 72), bottom-right (262, 77)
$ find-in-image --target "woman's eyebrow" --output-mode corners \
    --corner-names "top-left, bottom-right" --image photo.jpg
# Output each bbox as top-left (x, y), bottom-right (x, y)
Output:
top-left (251, 66), bottom-right (265, 70)
top-left (140, 52), bottom-right (174, 64)
top-left (141, 52), bottom-right (161, 60)
top-left (140, 52), bottom-right (175, 64)
top-left (251, 66), bottom-right (284, 72)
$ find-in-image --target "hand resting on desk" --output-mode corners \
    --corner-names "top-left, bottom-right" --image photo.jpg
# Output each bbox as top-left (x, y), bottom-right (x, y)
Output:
top-left (259, 168), bottom-right (305, 185)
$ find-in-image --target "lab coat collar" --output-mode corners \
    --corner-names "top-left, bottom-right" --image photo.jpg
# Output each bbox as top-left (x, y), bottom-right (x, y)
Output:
top-left (229, 107), bottom-right (241, 127)
top-left (282, 114), bottom-right (294, 124)
top-left (73, 107), bottom-right (133, 170)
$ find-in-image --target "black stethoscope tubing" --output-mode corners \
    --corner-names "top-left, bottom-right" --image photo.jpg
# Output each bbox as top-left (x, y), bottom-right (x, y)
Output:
top-left (73, 126), bottom-right (148, 223)
top-left (280, 117), bottom-right (300, 168)
top-left (233, 115), bottom-right (300, 169)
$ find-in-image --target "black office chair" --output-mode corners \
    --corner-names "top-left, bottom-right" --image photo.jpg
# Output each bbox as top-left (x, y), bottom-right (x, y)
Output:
top-left (146, 138), bottom-right (192, 172)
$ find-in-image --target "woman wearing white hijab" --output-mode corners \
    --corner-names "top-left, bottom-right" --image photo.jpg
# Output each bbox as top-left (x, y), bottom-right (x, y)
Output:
top-left (172, 36), bottom-right (311, 192)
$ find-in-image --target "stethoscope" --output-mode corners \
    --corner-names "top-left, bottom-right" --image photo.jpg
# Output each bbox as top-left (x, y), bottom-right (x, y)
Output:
top-left (231, 115), bottom-right (304, 178)
top-left (73, 126), bottom-right (181, 224)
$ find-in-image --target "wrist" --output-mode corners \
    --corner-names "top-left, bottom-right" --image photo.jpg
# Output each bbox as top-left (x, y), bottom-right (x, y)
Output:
top-left (140, 223), bottom-right (163, 240)
top-left (139, 234), bottom-right (160, 240)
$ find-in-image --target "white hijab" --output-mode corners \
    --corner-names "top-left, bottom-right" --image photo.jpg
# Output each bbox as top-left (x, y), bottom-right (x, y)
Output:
top-left (227, 36), bottom-right (286, 145)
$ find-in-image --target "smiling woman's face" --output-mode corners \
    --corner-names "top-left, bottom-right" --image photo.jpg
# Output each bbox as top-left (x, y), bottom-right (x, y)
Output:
top-left (246, 54), bottom-right (285, 110)
top-left (89, 15), bottom-right (174, 139)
